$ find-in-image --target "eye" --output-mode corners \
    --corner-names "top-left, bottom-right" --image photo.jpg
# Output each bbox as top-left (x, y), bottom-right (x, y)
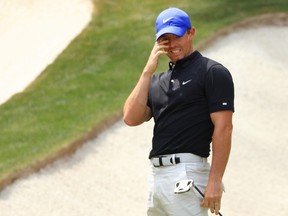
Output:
top-left (160, 37), bottom-right (168, 42)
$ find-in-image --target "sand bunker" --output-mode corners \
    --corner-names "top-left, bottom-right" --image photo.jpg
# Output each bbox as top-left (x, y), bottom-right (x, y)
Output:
top-left (0, 0), bottom-right (93, 104)
top-left (0, 7), bottom-right (288, 216)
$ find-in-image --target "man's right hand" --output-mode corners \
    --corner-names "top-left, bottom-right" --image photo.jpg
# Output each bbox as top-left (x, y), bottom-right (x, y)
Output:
top-left (143, 40), bottom-right (168, 75)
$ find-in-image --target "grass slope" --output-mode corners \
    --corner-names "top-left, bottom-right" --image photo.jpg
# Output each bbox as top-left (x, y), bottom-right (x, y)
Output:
top-left (0, 0), bottom-right (287, 187)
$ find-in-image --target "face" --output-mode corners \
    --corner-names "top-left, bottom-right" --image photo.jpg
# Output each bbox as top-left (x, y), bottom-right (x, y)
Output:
top-left (158, 28), bottom-right (195, 63)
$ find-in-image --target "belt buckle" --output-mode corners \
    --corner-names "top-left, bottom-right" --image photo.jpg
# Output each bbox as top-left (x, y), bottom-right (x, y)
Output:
top-left (171, 154), bottom-right (176, 165)
top-left (170, 154), bottom-right (180, 165)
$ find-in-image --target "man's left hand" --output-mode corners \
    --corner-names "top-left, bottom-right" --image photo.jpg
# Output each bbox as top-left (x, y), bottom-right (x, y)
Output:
top-left (201, 181), bottom-right (223, 215)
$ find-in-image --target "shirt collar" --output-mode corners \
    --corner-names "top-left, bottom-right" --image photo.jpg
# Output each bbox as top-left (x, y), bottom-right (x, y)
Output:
top-left (170, 50), bottom-right (201, 68)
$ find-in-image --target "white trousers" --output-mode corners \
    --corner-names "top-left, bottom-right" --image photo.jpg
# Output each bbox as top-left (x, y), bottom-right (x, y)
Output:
top-left (147, 159), bottom-right (210, 216)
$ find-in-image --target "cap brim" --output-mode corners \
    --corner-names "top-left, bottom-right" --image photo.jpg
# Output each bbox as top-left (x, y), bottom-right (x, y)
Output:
top-left (156, 26), bottom-right (187, 41)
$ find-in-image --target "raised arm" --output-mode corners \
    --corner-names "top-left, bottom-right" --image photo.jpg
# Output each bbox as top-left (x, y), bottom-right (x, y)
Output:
top-left (123, 40), bottom-right (168, 126)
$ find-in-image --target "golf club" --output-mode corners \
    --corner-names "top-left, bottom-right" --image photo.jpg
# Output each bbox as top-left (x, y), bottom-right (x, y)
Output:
top-left (174, 179), bottom-right (223, 216)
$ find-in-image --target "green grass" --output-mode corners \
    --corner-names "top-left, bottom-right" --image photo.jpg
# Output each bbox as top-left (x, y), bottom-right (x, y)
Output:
top-left (0, 0), bottom-right (287, 182)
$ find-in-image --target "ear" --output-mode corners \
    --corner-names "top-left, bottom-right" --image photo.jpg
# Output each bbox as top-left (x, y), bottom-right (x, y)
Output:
top-left (187, 27), bottom-right (196, 40)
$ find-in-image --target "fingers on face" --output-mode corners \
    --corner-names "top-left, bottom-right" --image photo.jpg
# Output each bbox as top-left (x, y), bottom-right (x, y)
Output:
top-left (154, 41), bottom-right (168, 54)
top-left (157, 38), bottom-right (168, 47)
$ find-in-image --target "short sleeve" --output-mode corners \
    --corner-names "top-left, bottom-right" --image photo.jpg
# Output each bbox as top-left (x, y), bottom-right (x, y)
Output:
top-left (205, 64), bottom-right (234, 113)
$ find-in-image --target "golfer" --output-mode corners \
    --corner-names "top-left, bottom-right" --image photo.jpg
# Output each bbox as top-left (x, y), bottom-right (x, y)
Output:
top-left (123, 7), bottom-right (234, 216)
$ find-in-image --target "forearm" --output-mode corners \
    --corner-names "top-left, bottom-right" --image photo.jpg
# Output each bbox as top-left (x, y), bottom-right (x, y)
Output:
top-left (123, 71), bottom-right (152, 126)
top-left (208, 111), bottom-right (233, 183)
top-left (209, 125), bottom-right (232, 184)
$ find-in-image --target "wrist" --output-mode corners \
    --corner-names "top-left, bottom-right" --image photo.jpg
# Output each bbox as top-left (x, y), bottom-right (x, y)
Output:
top-left (142, 68), bottom-right (154, 77)
top-left (208, 171), bottom-right (223, 184)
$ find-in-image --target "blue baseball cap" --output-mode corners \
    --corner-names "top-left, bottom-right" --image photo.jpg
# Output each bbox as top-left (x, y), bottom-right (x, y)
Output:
top-left (155, 7), bottom-right (192, 41)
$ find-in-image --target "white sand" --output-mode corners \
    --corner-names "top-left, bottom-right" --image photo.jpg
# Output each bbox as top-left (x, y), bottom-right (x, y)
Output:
top-left (0, 4), bottom-right (288, 216)
top-left (0, 0), bottom-right (93, 104)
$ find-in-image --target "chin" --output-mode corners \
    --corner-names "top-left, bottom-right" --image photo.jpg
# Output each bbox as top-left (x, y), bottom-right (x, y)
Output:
top-left (168, 54), bottom-right (182, 62)
top-left (171, 56), bottom-right (182, 63)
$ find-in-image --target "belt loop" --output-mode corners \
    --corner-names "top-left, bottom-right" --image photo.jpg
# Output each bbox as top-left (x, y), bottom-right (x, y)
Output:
top-left (202, 157), bottom-right (206, 163)
top-left (159, 156), bottom-right (163, 166)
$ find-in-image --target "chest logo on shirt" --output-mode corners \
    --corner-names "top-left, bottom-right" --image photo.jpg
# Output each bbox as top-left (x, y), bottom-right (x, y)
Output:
top-left (182, 79), bottom-right (192, 85)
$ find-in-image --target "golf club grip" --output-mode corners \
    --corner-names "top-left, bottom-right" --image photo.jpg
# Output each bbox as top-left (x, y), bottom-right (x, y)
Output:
top-left (193, 185), bottom-right (223, 216)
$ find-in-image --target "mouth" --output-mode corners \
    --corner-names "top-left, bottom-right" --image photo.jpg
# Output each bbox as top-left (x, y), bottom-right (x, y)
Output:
top-left (170, 49), bottom-right (181, 55)
top-left (168, 49), bottom-right (182, 61)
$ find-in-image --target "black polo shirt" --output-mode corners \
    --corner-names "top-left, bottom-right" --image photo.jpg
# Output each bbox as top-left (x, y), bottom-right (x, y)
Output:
top-left (147, 51), bottom-right (234, 158)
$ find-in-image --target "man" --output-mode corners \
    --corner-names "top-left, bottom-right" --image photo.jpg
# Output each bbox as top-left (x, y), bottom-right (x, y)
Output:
top-left (123, 7), bottom-right (234, 216)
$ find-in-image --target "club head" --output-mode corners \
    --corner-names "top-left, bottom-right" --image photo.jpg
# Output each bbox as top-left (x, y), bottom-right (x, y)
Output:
top-left (174, 179), bottom-right (194, 194)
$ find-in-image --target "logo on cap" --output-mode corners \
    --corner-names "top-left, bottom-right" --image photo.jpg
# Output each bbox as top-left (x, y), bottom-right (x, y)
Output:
top-left (163, 17), bottom-right (174, 23)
